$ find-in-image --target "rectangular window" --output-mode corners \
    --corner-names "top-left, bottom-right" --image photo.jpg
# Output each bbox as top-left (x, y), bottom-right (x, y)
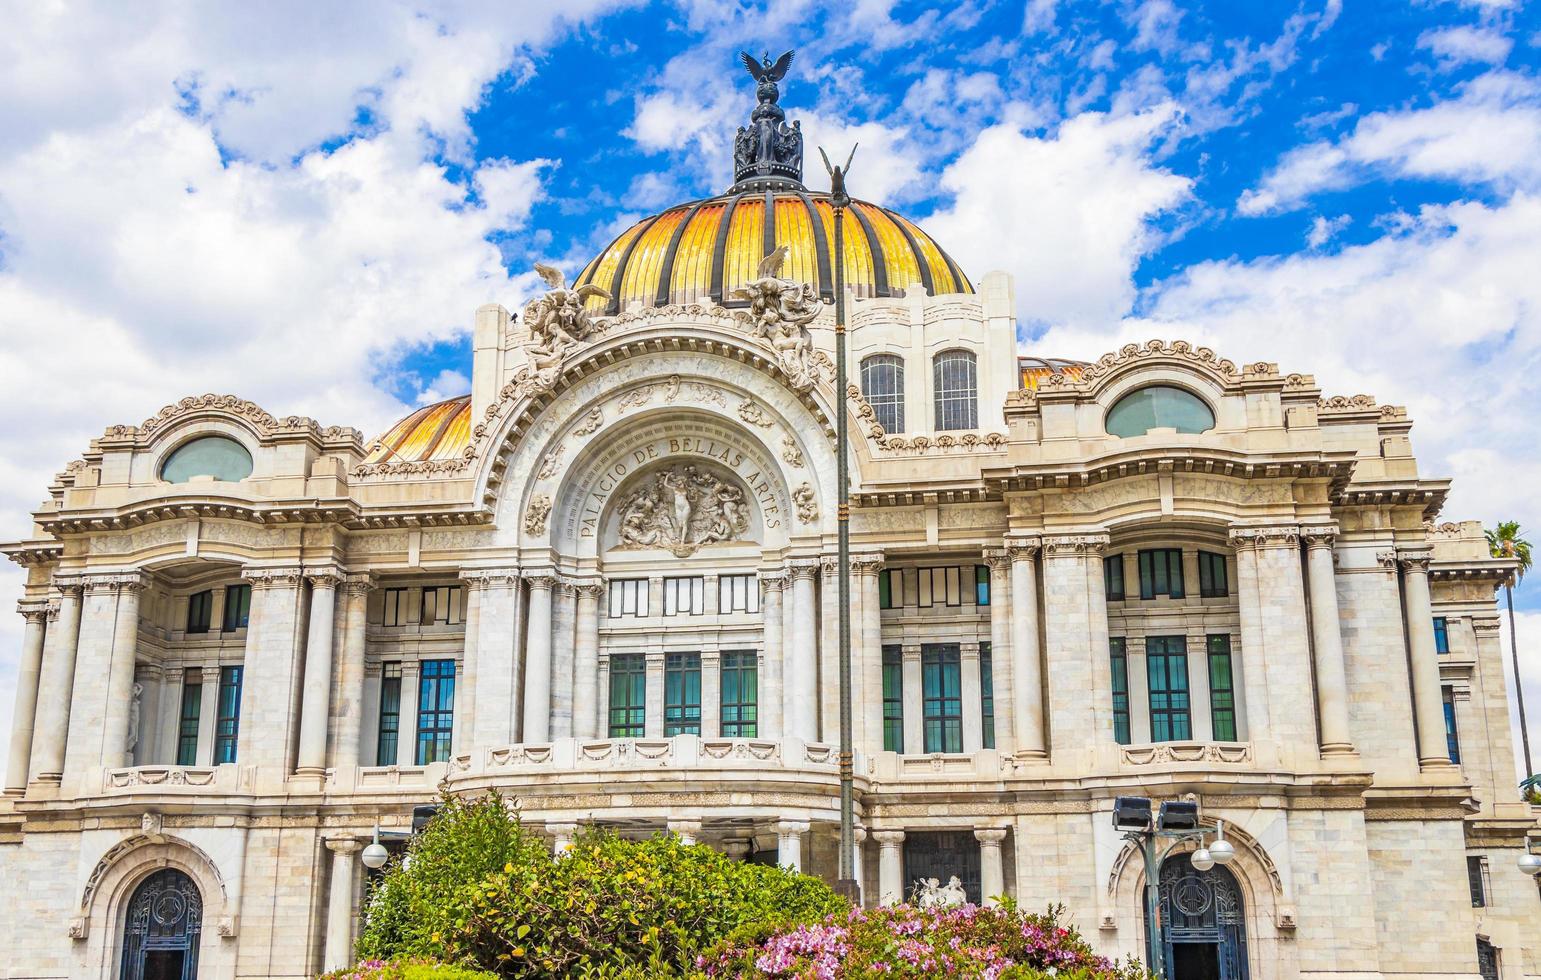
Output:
top-left (221, 584), bottom-right (251, 632)
top-left (1105, 555), bottom-right (1125, 601)
top-left (1468, 855), bottom-right (1490, 908)
top-left (720, 651), bottom-right (758, 738)
top-left (663, 576), bottom-right (705, 616)
top-left (376, 663), bottom-right (402, 765)
top-left (608, 654), bottom-right (646, 738)
top-left (882, 645), bottom-right (904, 752)
top-left (186, 590), bottom-right (213, 634)
top-left (608, 579), bottom-right (650, 618)
top-left (1110, 638), bottom-right (1131, 745)
top-left (974, 566), bottom-right (991, 606)
top-left (420, 585), bottom-right (463, 626)
top-left (717, 574), bottom-right (760, 614)
top-left (921, 644), bottom-right (963, 754)
top-left (1208, 635), bottom-right (1237, 742)
top-left (664, 653), bottom-right (702, 736)
top-left (917, 567), bottom-right (963, 608)
top-left (1198, 551), bottom-right (1229, 598)
top-left (1444, 686), bottom-right (1461, 764)
top-left (415, 660), bottom-right (456, 764)
top-left (381, 587), bottom-right (411, 627)
top-left (878, 569), bottom-right (896, 609)
top-left (1434, 617), bottom-right (1450, 654)
top-left (175, 681), bottom-right (202, 766)
top-left (980, 642), bottom-right (995, 750)
top-left (213, 666), bottom-right (243, 764)
top-left (1146, 636), bottom-right (1191, 742)
top-left (1138, 549), bottom-right (1185, 600)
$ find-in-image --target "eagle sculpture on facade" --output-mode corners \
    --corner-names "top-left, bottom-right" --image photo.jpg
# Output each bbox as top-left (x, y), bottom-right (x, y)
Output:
top-left (740, 50), bottom-right (794, 83)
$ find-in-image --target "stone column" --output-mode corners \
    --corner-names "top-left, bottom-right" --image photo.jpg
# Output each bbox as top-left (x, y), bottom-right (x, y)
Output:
top-left (819, 556), bottom-right (839, 743)
top-left (1007, 540), bottom-right (1046, 759)
top-left (5, 603), bottom-right (48, 793)
top-left (523, 575), bottom-right (556, 744)
top-left (465, 570), bottom-right (521, 752)
top-left (668, 819), bottom-right (702, 846)
top-left (550, 581), bottom-right (578, 739)
top-left (572, 583), bottom-right (603, 740)
top-left (332, 574), bottom-right (374, 770)
top-left (1401, 552), bottom-right (1452, 768)
top-left (853, 556), bottom-right (885, 752)
top-left (961, 642), bottom-right (984, 753)
top-left (759, 573), bottom-right (786, 739)
top-left (296, 570), bottom-right (341, 775)
top-left (396, 663), bottom-right (420, 767)
top-left (776, 820), bottom-right (809, 872)
top-left (1041, 535), bottom-right (1111, 762)
top-left (976, 828), bottom-right (1007, 907)
top-left (701, 651), bottom-right (721, 737)
top-left (548, 822), bottom-right (579, 855)
top-left (196, 665), bottom-right (220, 765)
top-left (901, 646), bottom-right (923, 755)
top-left (30, 578), bottom-right (82, 782)
top-left (80, 573), bottom-right (145, 774)
top-left (786, 561), bottom-right (820, 741)
top-left (644, 652), bottom-right (665, 738)
top-left (984, 552), bottom-right (1013, 752)
top-left (853, 826), bottom-right (868, 904)
top-left (1303, 527), bottom-right (1355, 756)
top-left (875, 830), bottom-right (906, 905)
top-left (236, 567), bottom-right (307, 772)
top-left (1230, 526), bottom-right (1317, 752)
top-left (323, 837), bottom-right (361, 972)
top-left (132, 664), bottom-right (162, 766)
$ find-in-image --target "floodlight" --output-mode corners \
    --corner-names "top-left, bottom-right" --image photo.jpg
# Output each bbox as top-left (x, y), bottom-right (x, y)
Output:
top-left (1113, 796), bottom-right (1153, 831)
top-left (412, 804), bottom-right (440, 835)
top-left (1157, 800), bottom-right (1199, 832)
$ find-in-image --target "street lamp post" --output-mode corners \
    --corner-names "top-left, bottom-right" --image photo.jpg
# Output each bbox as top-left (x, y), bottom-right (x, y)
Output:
top-left (1113, 797), bottom-right (1235, 979)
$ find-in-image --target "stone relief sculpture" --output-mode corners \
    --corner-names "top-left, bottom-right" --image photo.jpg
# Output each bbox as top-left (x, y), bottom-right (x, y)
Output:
top-left (792, 482), bottom-right (819, 524)
top-left (536, 445), bottom-right (565, 480)
top-left (780, 433), bottom-right (804, 467)
top-left (126, 682), bottom-right (142, 755)
top-left (613, 463), bottom-right (751, 557)
top-left (523, 263), bottom-right (611, 391)
top-left (523, 493), bottom-right (552, 536)
top-left (572, 408), bottom-right (604, 437)
top-left (737, 398), bottom-right (775, 428)
top-left (731, 246), bottom-right (821, 391)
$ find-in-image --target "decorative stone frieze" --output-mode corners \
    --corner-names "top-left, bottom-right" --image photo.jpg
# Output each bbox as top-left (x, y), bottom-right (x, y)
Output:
top-left (101, 392), bottom-right (362, 447)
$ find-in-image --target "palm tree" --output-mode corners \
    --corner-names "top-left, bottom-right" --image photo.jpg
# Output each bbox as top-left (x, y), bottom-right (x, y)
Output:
top-left (1487, 521), bottom-right (1534, 782)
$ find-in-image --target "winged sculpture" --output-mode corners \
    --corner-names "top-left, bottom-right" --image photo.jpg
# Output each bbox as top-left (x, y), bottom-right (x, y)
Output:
top-left (740, 50), bottom-right (794, 83)
top-left (522, 262), bottom-right (611, 389)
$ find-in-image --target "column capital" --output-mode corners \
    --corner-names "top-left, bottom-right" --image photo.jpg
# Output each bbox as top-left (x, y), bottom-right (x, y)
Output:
top-left (1301, 523), bottom-right (1340, 549)
top-left (461, 567), bottom-right (520, 590)
top-left (1398, 550), bottom-right (1434, 573)
top-left (305, 566), bottom-right (345, 589)
top-left (760, 571), bottom-right (789, 592)
top-left (50, 573), bottom-right (84, 595)
top-left (872, 830), bottom-right (907, 846)
top-left (242, 565), bottom-right (306, 589)
top-left (82, 570), bottom-right (148, 593)
top-left (573, 581), bottom-right (605, 600)
top-left (973, 827), bottom-right (1008, 846)
top-left (524, 572), bottom-right (559, 591)
top-left (667, 819), bottom-right (703, 838)
top-left (788, 559), bottom-right (821, 582)
top-left (775, 819), bottom-right (810, 837)
top-left (1042, 533), bottom-right (1108, 557)
top-left (853, 826), bottom-right (868, 845)
top-left (340, 572), bottom-right (377, 595)
top-left (17, 600), bottom-right (49, 624)
top-left (849, 552), bottom-right (885, 576)
top-left (982, 548), bottom-right (1011, 572)
top-left (323, 836), bottom-right (362, 855)
top-left (1227, 524), bottom-right (1301, 550)
top-left (199, 664), bottom-right (223, 682)
top-left (1004, 537), bottom-right (1042, 560)
top-left (546, 821), bottom-right (579, 837)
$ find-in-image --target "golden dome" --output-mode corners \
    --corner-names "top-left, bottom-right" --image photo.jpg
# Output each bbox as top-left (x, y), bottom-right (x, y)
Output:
top-left (364, 394), bottom-right (471, 464)
top-left (572, 190), bottom-right (973, 314)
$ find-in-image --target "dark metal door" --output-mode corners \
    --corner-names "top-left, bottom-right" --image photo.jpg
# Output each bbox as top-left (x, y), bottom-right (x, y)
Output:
top-left (120, 868), bottom-right (202, 980)
top-left (903, 831), bottom-right (981, 904)
top-left (1150, 854), bottom-right (1249, 980)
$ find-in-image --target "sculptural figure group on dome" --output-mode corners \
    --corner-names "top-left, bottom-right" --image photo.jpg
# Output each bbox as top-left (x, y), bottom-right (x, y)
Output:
top-left (733, 245), bottom-right (822, 391)
top-left (522, 262), bottom-right (611, 389)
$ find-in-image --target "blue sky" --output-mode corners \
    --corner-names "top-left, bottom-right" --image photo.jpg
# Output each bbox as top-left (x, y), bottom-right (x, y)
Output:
top-left (1, 0), bottom-right (1540, 767)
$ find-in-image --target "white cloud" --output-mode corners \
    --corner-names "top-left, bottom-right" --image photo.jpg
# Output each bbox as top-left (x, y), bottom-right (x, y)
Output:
top-left (1418, 24), bottom-right (1514, 67)
top-left (1497, 609), bottom-right (1541, 781)
top-left (1306, 212), bottom-right (1352, 247)
top-left (1023, 0), bottom-right (1059, 34)
top-left (923, 105), bottom-right (1192, 329)
top-left (1131, 0), bottom-right (1185, 56)
top-left (1240, 70), bottom-right (1541, 214)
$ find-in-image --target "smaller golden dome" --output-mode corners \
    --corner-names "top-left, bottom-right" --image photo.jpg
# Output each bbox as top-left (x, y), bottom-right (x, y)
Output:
top-left (364, 394), bottom-right (471, 464)
top-left (1018, 357), bottom-right (1087, 390)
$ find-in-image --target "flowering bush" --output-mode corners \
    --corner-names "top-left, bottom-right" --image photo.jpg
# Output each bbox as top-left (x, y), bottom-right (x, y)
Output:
top-left (319, 959), bottom-right (498, 980)
top-left (697, 902), bottom-right (1150, 980)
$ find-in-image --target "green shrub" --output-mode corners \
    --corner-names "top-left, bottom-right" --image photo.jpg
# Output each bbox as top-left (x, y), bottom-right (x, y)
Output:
top-left (320, 959), bottom-right (498, 980)
top-left (357, 792), bottom-right (847, 978)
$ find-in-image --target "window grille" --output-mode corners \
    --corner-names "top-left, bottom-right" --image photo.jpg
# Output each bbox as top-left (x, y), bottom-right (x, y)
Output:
top-left (175, 681), bottom-right (202, 766)
top-left (376, 662), bottom-right (402, 765)
top-left (882, 645), bottom-right (904, 752)
top-left (917, 566), bottom-right (962, 607)
top-left (221, 584), bottom-right (251, 632)
top-left (415, 660), bottom-right (456, 764)
top-left (921, 644), bottom-right (963, 753)
top-left (1198, 551), bottom-right (1229, 597)
top-left (421, 585), bottom-right (463, 625)
top-left (720, 651), bottom-right (758, 737)
top-left (609, 654), bottom-right (646, 738)
top-left (381, 588), bottom-right (411, 627)
top-left (1208, 635), bottom-right (1237, 741)
top-left (214, 666), bottom-right (243, 764)
top-left (186, 590), bottom-right (213, 634)
top-left (861, 354), bottom-right (906, 433)
top-left (1146, 636), bottom-right (1191, 742)
top-left (1138, 549), bottom-right (1185, 599)
top-left (1110, 638), bottom-right (1131, 745)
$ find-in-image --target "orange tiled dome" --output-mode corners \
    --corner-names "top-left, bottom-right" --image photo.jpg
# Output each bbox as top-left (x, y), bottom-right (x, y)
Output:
top-left (364, 394), bottom-right (471, 464)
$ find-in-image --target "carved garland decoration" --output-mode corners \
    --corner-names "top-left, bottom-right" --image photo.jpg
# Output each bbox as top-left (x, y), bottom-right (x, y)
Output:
top-left (105, 393), bottom-right (362, 445)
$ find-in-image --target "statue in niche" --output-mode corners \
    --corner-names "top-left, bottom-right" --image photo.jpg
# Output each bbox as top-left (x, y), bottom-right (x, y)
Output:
top-left (731, 246), bottom-right (821, 391)
top-left (523, 262), bottom-right (611, 390)
top-left (126, 682), bottom-right (142, 756)
top-left (614, 463), bottom-right (751, 557)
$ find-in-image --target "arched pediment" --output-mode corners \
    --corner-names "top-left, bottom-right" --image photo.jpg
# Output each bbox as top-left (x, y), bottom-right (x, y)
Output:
top-left (1035, 339), bottom-right (1281, 404)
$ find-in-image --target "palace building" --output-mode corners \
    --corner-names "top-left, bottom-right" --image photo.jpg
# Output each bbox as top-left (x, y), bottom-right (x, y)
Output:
top-left (2, 54), bottom-right (1538, 980)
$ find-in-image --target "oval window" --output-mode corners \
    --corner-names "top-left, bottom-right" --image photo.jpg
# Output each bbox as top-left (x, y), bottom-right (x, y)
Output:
top-left (160, 436), bottom-right (254, 483)
top-left (1106, 386), bottom-right (1215, 437)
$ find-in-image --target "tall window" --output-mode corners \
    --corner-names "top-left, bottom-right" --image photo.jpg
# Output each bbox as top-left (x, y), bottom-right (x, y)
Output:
top-left (974, 566), bottom-right (991, 606)
top-left (664, 653), bottom-right (702, 736)
top-left (882, 645), bottom-right (904, 752)
top-left (421, 585), bottom-right (463, 625)
top-left (1208, 635), bottom-right (1237, 741)
top-left (1138, 549), bottom-right (1185, 599)
top-left (609, 579), bottom-right (650, 618)
top-left (1443, 686), bottom-right (1460, 763)
top-left (1110, 638), bottom-right (1130, 745)
top-left (918, 566), bottom-right (962, 607)
top-left (376, 663), bottom-right (402, 765)
top-left (878, 569), bottom-right (898, 609)
top-left (1146, 636), bottom-right (1191, 742)
top-left (720, 651), bottom-right (758, 738)
top-left (1105, 555), bottom-right (1125, 601)
top-left (1467, 855), bottom-right (1490, 908)
top-left (186, 590), bottom-right (213, 634)
top-left (980, 642), bottom-right (995, 750)
top-left (933, 350), bottom-right (978, 430)
top-left (1433, 617), bottom-right (1450, 654)
top-left (1198, 551), bottom-right (1229, 598)
top-left (609, 654), bottom-right (646, 738)
top-left (415, 660), bottom-right (455, 764)
top-left (221, 584), bottom-right (251, 632)
top-left (922, 644), bottom-right (963, 753)
top-left (213, 666), bottom-right (243, 764)
top-left (861, 354), bottom-right (905, 433)
top-left (382, 587), bottom-right (412, 626)
top-left (718, 574), bottom-right (760, 613)
top-left (663, 576), bottom-right (705, 616)
top-left (175, 680), bottom-right (202, 766)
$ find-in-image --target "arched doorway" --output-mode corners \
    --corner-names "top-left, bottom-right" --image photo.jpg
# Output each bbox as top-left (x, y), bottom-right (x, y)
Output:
top-left (120, 868), bottom-right (202, 980)
top-left (1148, 853), bottom-right (1248, 980)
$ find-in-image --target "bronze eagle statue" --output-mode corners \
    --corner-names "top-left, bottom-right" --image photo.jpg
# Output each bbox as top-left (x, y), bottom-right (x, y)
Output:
top-left (740, 50), bottom-right (794, 83)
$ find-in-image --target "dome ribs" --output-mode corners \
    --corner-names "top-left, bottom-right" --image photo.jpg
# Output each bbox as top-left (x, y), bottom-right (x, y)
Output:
top-left (794, 189), bottom-right (834, 301)
top-left (654, 200), bottom-right (707, 307)
top-left (709, 190), bottom-right (750, 306)
top-left (881, 205), bottom-right (935, 297)
top-left (847, 202), bottom-right (889, 297)
top-left (605, 211), bottom-right (660, 315)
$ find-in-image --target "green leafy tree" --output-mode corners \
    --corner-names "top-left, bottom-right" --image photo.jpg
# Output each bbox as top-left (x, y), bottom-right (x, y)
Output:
top-left (1487, 521), bottom-right (1534, 783)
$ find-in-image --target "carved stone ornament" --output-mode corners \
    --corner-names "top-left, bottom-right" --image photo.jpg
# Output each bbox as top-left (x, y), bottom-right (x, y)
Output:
top-left (522, 262), bottom-right (612, 393)
top-left (126, 683), bottom-right (143, 754)
top-left (572, 408), bottom-right (604, 437)
top-left (730, 249), bottom-right (821, 392)
top-left (792, 483), bottom-right (819, 524)
top-left (536, 444), bottom-right (565, 480)
top-left (1301, 524), bottom-right (1339, 549)
top-left (780, 433), bottom-right (805, 467)
top-left (1398, 551), bottom-right (1433, 573)
top-left (915, 875), bottom-right (967, 909)
top-left (523, 494), bottom-right (552, 537)
top-left (613, 463), bottom-right (752, 558)
top-left (140, 811), bottom-right (164, 840)
top-left (68, 916), bottom-right (87, 940)
top-left (737, 398), bottom-right (776, 428)
top-left (617, 374), bottom-right (682, 412)
top-left (1228, 525), bottom-right (1301, 550)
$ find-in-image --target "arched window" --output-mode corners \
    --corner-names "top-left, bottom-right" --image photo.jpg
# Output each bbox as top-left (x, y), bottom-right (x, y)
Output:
top-left (1105, 385), bottom-right (1215, 438)
top-left (861, 354), bottom-right (905, 433)
top-left (933, 350), bottom-right (977, 431)
top-left (160, 436), bottom-right (254, 483)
